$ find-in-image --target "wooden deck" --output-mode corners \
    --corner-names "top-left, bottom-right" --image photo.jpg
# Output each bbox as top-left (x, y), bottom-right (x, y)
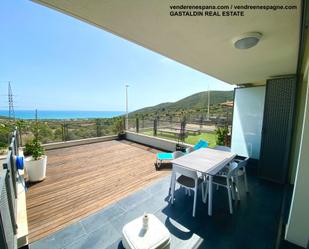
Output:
top-left (26, 140), bottom-right (170, 242)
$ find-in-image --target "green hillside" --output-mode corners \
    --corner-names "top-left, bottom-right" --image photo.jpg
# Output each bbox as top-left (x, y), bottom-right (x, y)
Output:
top-left (131, 90), bottom-right (233, 115)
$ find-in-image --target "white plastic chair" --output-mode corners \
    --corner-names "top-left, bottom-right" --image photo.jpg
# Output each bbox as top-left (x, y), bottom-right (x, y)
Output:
top-left (213, 146), bottom-right (232, 189)
top-left (214, 158), bottom-right (250, 202)
top-left (185, 147), bottom-right (194, 154)
top-left (214, 145), bottom-right (231, 152)
top-left (168, 151), bottom-right (184, 194)
top-left (205, 161), bottom-right (242, 214)
top-left (171, 165), bottom-right (205, 217)
top-left (173, 151), bottom-right (184, 159)
top-left (233, 157), bottom-right (249, 193)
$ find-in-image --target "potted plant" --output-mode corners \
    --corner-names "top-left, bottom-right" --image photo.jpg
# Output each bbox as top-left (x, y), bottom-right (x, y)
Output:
top-left (24, 138), bottom-right (47, 182)
top-left (24, 110), bottom-right (47, 182)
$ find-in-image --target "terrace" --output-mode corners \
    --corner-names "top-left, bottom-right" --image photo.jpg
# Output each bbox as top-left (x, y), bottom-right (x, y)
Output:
top-left (26, 138), bottom-right (284, 249)
top-left (26, 140), bottom-right (167, 243)
top-left (1, 1), bottom-right (308, 249)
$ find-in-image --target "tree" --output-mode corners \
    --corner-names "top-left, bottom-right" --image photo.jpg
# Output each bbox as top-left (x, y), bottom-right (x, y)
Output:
top-left (215, 126), bottom-right (229, 146)
top-left (54, 128), bottom-right (63, 141)
top-left (30, 122), bottom-right (53, 143)
top-left (112, 117), bottom-right (124, 135)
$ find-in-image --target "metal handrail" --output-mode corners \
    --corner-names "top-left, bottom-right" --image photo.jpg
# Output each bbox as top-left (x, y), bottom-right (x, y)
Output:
top-left (0, 169), bottom-right (17, 249)
top-left (0, 128), bottom-right (20, 249)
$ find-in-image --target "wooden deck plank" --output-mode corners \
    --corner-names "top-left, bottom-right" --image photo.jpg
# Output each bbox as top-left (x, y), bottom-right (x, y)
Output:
top-left (26, 140), bottom-right (170, 243)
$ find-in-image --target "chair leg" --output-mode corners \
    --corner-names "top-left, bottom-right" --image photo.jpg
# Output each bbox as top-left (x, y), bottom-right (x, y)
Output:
top-left (244, 171), bottom-right (249, 193)
top-left (208, 176), bottom-right (213, 216)
top-left (231, 183), bottom-right (235, 200)
top-left (201, 182), bottom-right (205, 203)
top-left (227, 187), bottom-right (233, 214)
top-left (203, 181), bottom-right (208, 204)
top-left (201, 181), bottom-right (208, 204)
top-left (235, 177), bottom-right (241, 201)
top-left (193, 186), bottom-right (197, 217)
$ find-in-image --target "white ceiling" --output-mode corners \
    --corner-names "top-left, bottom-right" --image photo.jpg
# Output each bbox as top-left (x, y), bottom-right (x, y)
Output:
top-left (32, 0), bottom-right (302, 85)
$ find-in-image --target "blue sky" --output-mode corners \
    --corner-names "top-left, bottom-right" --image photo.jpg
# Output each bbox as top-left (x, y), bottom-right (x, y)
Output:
top-left (0, 0), bottom-right (234, 112)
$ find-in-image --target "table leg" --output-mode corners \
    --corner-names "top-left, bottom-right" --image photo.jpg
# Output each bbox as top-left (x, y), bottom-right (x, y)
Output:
top-left (170, 170), bottom-right (176, 204)
top-left (169, 170), bottom-right (174, 195)
top-left (208, 175), bottom-right (213, 216)
top-left (169, 169), bottom-right (176, 191)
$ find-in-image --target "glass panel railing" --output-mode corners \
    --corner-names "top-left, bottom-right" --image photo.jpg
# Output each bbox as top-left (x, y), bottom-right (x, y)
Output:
top-left (129, 116), bottom-right (232, 148)
top-left (11, 118), bottom-right (124, 145)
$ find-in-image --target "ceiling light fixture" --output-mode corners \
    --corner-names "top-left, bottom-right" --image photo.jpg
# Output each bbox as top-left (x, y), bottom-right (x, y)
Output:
top-left (233, 32), bottom-right (262, 49)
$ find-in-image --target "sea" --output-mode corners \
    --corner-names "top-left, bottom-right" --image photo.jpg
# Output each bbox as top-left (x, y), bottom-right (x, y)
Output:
top-left (0, 110), bottom-right (124, 120)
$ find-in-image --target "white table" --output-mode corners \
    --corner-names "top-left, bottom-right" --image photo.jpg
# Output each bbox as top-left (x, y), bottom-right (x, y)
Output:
top-left (171, 148), bottom-right (236, 216)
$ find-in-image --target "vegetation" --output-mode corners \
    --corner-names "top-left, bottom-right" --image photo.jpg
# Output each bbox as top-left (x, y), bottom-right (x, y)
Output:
top-left (215, 126), bottom-right (229, 145)
top-left (0, 90), bottom-right (232, 153)
top-left (0, 122), bottom-right (14, 154)
top-left (112, 117), bottom-right (124, 135)
top-left (0, 116), bottom-right (125, 153)
top-left (141, 130), bottom-right (217, 148)
top-left (0, 123), bottom-right (9, 148)
top-left (131, 90), bottom-right (233, 120)
top-left (185, 132), bottom-right (217, 147)
top-left (23, 113), bottom-right (46, 160)
top-left (23, 139), bottom-right (45, 160)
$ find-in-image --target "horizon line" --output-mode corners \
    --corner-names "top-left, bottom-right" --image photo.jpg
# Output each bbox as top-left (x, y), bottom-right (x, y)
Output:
top-left (0, 109), bottom-right (126, 112)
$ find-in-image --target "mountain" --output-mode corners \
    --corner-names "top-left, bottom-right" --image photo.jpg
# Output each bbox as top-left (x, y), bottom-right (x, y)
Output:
top-left (131, 90), bottom-right (233, 115)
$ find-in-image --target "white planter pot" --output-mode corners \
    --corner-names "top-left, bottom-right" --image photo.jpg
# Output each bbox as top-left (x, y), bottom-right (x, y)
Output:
top-left (25, 155), bottom-right (47, 182)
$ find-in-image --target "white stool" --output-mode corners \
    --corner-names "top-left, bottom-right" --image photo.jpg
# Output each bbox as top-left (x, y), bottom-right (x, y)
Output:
top-left (122, 213), bottom-right (171, 249)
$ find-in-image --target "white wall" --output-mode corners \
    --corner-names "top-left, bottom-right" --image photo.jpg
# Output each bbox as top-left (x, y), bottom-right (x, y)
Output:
top-left (285, 43), bottom-right (309, 247)
top-left (125, 131), bottom-right (192, 152)
top-left (42, 135), bottom-right (118, 150)
top-left (231, 86), bottom-right (265, 159)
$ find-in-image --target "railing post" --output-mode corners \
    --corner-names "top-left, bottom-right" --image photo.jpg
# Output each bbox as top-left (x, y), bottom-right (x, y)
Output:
top-left (96, 119), bottom-right (101, 137)
top-left (14, 137), bottom-right (18, 156)
top-left (153, 119), bottom-right (157, 136)
top-left (136, 118), bottom-right (139, 133)
top-left (180, 118), bottom-right (186, 143)
top-left (200, 116), bottom-right (203, 131)
top-left (16, 130), bottom-right (20, 154)
top-left (122, 116), bottom-right (126, 131)
top-left (62, 122), bottom-right (69, 141)
top-left (61, 123), bottom-right (65, 141)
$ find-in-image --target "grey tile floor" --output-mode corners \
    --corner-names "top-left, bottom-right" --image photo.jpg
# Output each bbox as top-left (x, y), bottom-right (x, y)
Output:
top-left (30, 170), bottom-right (283, 249)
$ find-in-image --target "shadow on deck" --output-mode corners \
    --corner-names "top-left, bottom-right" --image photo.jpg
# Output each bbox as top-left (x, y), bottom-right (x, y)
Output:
top-left (30, 159), bottom-right (284, 249)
